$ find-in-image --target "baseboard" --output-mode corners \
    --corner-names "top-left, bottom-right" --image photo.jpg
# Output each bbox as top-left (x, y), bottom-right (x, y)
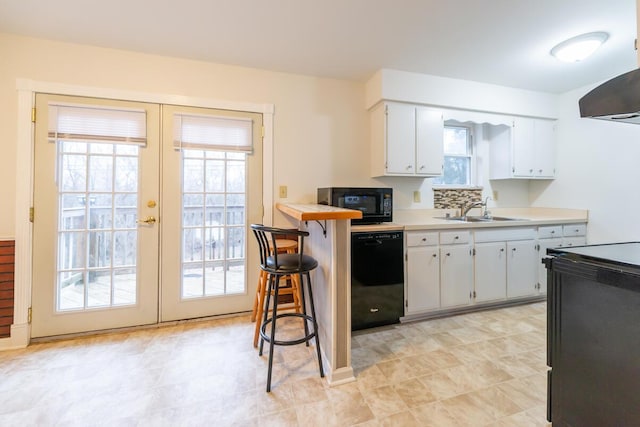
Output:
top-left (400, 296), bottom-right (546, 323)
top-left (0, 323), bottom-right (30, 350)
top-left (327, 366), bottom-right (356, 386)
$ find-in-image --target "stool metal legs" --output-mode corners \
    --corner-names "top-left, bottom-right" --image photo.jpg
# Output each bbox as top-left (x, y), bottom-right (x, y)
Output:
top-left (304, 271), bottom-right (325, 379)
top-left (258, 270), bottom-right (324, 392)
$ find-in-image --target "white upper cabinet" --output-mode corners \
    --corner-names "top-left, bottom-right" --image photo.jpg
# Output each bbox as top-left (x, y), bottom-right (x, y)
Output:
top-left (534, 119), bottom-right (556, 178)
top-left (416, 107), bottom-right (445, 175)
top-left (370, 102), bottom-right (444, 177)
top-left (511, 118), bottom-right (536, 177)
top-left (385, 103), bottom-right (416, 174)
top-left (490, 117), bottom-right (557, 180)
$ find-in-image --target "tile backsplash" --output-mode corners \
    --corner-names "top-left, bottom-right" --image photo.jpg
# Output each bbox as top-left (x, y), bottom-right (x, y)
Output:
top-left (433, 188), bottom-right (483, 210)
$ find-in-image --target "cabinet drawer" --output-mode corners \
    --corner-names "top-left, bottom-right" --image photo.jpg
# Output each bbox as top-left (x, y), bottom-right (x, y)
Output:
top-left (539, 225), bottom-right (562, 239)
top-left (562, 237), bottom-right (586, 247)
top-left (475, 227), bottom-right (536, 243)
top-left (406, 231), bottom-right (438, 247)
top-left (563, 224), bottom-right (586, 237)
top-left (440, 230), bottom-right (470, 245)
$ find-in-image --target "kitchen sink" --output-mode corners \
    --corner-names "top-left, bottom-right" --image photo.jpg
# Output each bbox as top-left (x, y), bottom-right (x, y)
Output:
top-left (434, 215), bottom-right (526, 222)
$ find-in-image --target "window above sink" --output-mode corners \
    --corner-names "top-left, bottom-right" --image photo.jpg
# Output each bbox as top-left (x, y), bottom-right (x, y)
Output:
top-left (432, 124), bottom-right (474, 186)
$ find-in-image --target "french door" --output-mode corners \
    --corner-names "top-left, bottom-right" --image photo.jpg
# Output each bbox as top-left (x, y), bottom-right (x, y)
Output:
top-left (160, 104), bottom-right (263, 321)
top-left (31, 94), bottom-right (262, 337)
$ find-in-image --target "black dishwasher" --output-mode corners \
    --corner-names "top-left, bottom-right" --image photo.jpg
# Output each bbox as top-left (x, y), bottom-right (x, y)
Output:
top-left (351, 231), bottom-right (404, 331)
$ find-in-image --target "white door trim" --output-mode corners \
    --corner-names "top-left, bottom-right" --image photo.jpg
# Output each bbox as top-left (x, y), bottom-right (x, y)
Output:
top-left (3, 78), bottom-right (274, 349)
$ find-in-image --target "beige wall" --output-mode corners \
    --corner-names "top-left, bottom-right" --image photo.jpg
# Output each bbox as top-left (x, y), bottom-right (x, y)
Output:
top-left (0, 32), bottom-right (369, 236)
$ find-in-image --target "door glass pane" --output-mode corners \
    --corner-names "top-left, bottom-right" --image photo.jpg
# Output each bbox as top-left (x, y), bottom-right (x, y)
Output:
top-left (61, 155), bottom-right (87, 191)
top-left (113, 268), bottom-right (136, 305)
top-left (181, 149), bottom-right (246, 299)
top-left (57, 140), bottom-right (139, 311)
top-left (88, 155), bottom-right (113, 192)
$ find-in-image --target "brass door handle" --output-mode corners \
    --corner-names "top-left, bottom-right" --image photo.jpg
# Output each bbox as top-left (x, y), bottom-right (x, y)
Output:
top-left (137, 216), bottom-right (156, 224)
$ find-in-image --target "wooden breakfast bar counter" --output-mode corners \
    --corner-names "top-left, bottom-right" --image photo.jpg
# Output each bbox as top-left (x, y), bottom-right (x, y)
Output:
top-left (276, 203), bottom-right (362, 385)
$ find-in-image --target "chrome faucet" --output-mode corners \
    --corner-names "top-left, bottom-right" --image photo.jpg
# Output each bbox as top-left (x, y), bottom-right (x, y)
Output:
top-left (460, 200), bottom-right (485, 219)
top-left (460, 196), bottom-right (491, 219)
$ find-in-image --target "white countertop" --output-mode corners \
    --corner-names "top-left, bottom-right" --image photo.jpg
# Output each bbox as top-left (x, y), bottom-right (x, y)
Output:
top-left (358, 207), bottom-right (589, 231)
top-left (395, 207), bottom-right (588, 230)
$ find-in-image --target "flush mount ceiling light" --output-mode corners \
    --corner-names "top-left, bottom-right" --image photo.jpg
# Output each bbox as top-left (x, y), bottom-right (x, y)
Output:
top-left (550, 32), bottom-right (609, 62)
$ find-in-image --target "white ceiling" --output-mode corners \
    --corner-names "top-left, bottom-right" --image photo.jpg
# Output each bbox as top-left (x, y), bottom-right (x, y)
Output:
top-left (0, 0), bottom-right (637, 93)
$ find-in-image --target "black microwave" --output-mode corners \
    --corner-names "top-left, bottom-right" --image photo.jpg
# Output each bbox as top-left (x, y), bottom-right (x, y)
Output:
top-left (317, 187), bottom-right (393, 224)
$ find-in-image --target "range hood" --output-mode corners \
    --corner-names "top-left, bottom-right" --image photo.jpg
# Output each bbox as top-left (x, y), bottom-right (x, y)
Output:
top-left (579, 68), bottom-right (640, 124)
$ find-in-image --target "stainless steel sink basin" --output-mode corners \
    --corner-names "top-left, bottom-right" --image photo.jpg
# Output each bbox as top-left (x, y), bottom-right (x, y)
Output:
top-left (434, 216), bottom-right (526, 222)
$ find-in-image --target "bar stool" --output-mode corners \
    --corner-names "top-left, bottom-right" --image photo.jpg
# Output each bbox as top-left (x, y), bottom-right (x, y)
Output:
top-left (250, 238), bottom-right (300, 347)
top-left (251, 224), bottom-right (324, 392)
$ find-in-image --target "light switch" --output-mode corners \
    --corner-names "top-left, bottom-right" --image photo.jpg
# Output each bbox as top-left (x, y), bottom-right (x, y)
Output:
top-left (279, 185), bottom-right (288, 198)
top-left (492, 190), bottom-right (499, 201)
top-left (413, 190), bottom-right (421, 203)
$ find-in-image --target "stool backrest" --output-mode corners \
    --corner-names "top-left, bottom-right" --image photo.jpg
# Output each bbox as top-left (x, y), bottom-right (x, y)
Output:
top-left (250, 224), bottom-right (308, 272)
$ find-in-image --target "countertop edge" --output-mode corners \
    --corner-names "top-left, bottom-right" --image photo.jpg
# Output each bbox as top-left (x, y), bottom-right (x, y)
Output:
top-left (401, 217), bottom-right (587, 231)
top-left (276, 202), bottom-right (363, 221)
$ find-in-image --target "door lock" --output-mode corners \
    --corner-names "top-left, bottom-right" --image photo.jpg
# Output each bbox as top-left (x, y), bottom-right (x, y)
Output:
top-left (137, 216), bottom-right (156, 224)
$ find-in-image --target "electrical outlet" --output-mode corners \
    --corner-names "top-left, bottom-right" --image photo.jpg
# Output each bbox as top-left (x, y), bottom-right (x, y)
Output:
top-left (492, 190), bottom-right (499, 201)
top-left (279, 185), bottom-right (287, 198)
top-left (413, 190), bottom-right (421, 203)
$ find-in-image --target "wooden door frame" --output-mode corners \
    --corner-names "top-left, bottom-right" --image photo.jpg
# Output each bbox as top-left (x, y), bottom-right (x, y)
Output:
top-left (2, 78), bottom-right (274, 349)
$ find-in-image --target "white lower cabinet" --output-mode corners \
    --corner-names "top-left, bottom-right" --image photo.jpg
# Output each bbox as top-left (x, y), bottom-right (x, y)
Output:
top-left (474, 227), bottom-right (537, 301)
top-left (506, 240), bottom-right (538, 298)
top-left (537, 223), bottom-right (587, 294)
top-left (404, 223), bottom-right (587, 317)
top-left (474, 242), bottom-right (507, 303)
top-left (406, 245), bottom-right (440, 314)
top-left (440, 244), bottom-right (473, 308)
top-left (537, 237), bottom-right (562, 294)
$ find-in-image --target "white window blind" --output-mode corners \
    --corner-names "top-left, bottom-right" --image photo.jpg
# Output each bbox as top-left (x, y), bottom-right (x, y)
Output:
top-left (48, 103), bottom-right (147, 146)
top-left (173, 113), bottom-right (253, 153)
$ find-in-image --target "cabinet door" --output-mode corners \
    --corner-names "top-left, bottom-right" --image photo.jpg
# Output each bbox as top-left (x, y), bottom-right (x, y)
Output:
top-left (507, 240), bottom-right (538, 298)
top-left (440, 245), bottom-right (473, 308)
top-left (538, 238), bottom-right (562, 294)
top-left (534, 119), bottom-right (556, 178)
top-left (386, 103), bottom-right (416, 174)
top-left (406, 246), bottom-right (440, 313)
top-left (511, 118), bottom-right (535, 177)
top-left (474, 242), bottom-right (507, 303)
top-left (416, 107), bottom-right (444, 176)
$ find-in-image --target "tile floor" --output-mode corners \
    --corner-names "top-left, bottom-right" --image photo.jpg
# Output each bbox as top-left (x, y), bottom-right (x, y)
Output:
top-left (0, 302), bottom-right (550, 426)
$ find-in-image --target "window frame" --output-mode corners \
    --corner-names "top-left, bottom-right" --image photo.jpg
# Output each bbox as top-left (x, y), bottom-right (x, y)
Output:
top-left (432, 123), bottom-right (476, 187)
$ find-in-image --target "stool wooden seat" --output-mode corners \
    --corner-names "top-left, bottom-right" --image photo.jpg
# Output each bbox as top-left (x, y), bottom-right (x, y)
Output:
top-left (251, 238), bottom-right (301, 347)
top-left (251, 224), bottom-right (324, 392)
